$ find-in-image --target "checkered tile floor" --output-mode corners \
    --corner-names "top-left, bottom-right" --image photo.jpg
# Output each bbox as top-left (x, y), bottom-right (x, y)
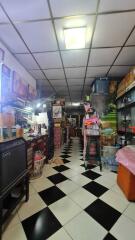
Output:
top-left (3, 138), bottom-right (135, 240)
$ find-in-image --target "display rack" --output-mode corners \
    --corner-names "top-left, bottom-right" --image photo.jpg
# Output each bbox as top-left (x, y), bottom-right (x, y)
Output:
top-left (116, 81), bottom-right (135, 144)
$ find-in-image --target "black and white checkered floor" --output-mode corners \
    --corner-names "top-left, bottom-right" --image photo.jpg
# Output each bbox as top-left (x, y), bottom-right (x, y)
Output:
top-left (3, 138), bottom-right (135, 240)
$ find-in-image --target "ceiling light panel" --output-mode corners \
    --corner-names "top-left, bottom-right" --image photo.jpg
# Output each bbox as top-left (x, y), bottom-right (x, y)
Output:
top-left (15, 54), bottom-right (40, 69)
top-left (44, 69), bottom-right (65, 79)
top-left (55, 15), bottom-right (95, 50)
top-left (89, 48), bottom-right (120, 66)
top-left (28, 70), bottom-right (46, 79)
top-left (99, 0), bottom-right (135, 12)
top-left (16, 21), bottom-right (58, 52)
top-left (108, 66), bottom-right (132, 77)
top-left (0, 0), bottom-right (50, 21)
top-left (50, 0), bottom-right (97, 17)
top-left (126, 29), bottom-right (135, 46)
top-left (33, 52), bottom-right (62, 69)
top-left (93, 12), bottom-right (135, 47)
top-left (65, 67), bottom-right (86, 78)
top-left (86, 66), bottom-right (110, 77)
top-left (64, 27), bottom-right (86, 49)
top-left (115, 47), bottom-right (135, 65)
top-left (0, 24), bottom-right (28, 53)
top-left (61, 49), bottom-right (89, 67)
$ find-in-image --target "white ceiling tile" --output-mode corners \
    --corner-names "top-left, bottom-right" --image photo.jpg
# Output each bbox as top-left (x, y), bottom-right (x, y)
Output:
top-left (0, 24), bottom-right (28, 53)
top-left (89, 48), bottom-right (120, 66)
top-left (67, 78), bottom-right (84, 84)
top-left (37, 79), bottom-right (50, 87)
top-left (34, 52), bottom-right (62, 69)
top-left (0, 6), bottom-right (9, 23)
top-left (50, 79), bottom-right (67, 86)
top-left (28, 70), bottom-right (46, 79)
top-left (86, 66), bottom-right (110, 77)
top-left (108, 66), bottom-right (132, 77)
top-left (115, 47), bottom-right (135, 65)
top-left (65, 67), bottom-right (86, 78)
top-left (15, 54), bottom-right (40, 69)
top-left (62, 50), bottom-right (89, 67)
top-left (93, 12), bottom-right (135, 47)
top-left (16, 21), bottom-right (57, 52)
top-left (44, 69), bottom-right (65, 79)
top-left (55, 15), bottom-right (95, 50)
top-left (1, 0), bottom-right (50, 21)
top-left (50, 0), bottom-right (97, 17)
top-left (85, 78), bottom-right (95, 85)
top-left (99, 0), bottom-right (135, 12)
top-left (69, 85), bottom-right (83, 92)
top-left (126, 29), bottom-right (135, 46)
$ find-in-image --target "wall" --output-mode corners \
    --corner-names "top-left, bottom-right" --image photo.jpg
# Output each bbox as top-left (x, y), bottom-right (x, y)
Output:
top-left (0, 41), bottom-right (36, 88)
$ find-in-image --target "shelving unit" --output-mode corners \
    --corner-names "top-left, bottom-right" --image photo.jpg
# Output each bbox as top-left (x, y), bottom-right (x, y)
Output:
top-left (116, 79), bottom-right (135, 144)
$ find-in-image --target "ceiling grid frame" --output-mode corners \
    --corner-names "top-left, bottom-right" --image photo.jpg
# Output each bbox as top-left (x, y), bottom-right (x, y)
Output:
top-left (47, 0), bottom-right (72, 102)
top-left (0, 2), bottom-right (57, 96)
top-left (106, 25), bottom-right (135, 76)
top-left (81, 0), bottom-right (101, 100)
top-left (0, 1), bottom-right (134, 101)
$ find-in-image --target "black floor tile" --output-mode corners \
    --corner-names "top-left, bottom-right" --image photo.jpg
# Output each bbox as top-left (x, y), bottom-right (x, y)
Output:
top-left (39, 186), bottom-right (65, 205)
top-left (62, 151), bottom-right (72, 155)
top-left (22, 208), bottom-right (62, 240)
top-left (80, 164), bottom-right (96, 169)
top-left (85, 199), bottom-right (121, 231)
top-left (103, 233), bottom-right (117, 240)
top-left (82, 170), bottom-right (101, 180)
top-left (53, 165), bottom-right (70, 172)
top-left (83, 181), bottom-right (108, 197)
top-left (48, 173), bottom-right (68, 184)
top-left (63, 159), bottom-right (70, 164)
top-left (60, 154), bottom-right (71, 158)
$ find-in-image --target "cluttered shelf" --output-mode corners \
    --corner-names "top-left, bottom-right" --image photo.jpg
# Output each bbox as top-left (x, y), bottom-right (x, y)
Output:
top-left (117, 101), bottom-right (135, 111)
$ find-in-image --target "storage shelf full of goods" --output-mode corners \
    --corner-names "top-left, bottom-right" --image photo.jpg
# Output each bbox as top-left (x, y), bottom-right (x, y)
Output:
top-left (116, 67), bottom-right (135, 144)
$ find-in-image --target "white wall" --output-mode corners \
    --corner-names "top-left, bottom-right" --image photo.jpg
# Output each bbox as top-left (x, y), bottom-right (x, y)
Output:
top-left (0, 41), bottom-right (36, 88)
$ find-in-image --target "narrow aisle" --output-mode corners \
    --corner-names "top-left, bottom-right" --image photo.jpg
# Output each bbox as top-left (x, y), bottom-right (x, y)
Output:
top-left (3, 138), bottom-right (135, 240)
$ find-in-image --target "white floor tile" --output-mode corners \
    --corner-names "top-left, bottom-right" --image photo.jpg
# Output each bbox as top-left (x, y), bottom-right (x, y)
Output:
top-left (70, 174), bottom-right (91, 186)
top-left (124, 203), bottom-right (135, 222)
top-left (100, 189), bottom-right (129, 213)
top-left (111, 184), bottom-right (126, 198)
top-left (4, 211), bottom-right (20, 232)
top-left (64, 211), bottom-right (107, 240)
top-left (3, 223), bottom-right (27, 240)
top-left (29, 183), bottom-right (37, 195)
top-left (110, 215), bottom-right (135, 240)
top-left (95, 172), bottom-right (116, 188)
top-left (18, 193), bottom-right (46, 221)
top-left (49, 196), bottom-right (82, 225)
top-left (62, 169), bottom-right (79, 178)
top-left (31, 176), bottom-right (54, 192)
top-left (48, 228), bottom-right (72, 240)
top-left (57, 180), bottom-right (80, 194)
top-left (69, 188), bottom-right (97, 209)
top-left (43, 166), bottom-right (58, 177)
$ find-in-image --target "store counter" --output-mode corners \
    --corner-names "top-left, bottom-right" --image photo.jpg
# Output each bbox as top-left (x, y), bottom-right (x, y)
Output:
top-left (116, 146), bottom-right (135, 201)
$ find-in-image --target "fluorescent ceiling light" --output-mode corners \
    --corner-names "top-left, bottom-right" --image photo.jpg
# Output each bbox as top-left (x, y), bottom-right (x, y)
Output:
top-left (64, 27), bottom-right (86, 49)
top-left (36, 103), bottom-right (41, 108)
top-left (72, 102), bottom-right (80, 106)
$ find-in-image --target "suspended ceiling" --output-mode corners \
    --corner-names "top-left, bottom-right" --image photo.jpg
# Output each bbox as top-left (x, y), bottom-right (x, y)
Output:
top-left (0, 0), bottom-right (135, 103)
